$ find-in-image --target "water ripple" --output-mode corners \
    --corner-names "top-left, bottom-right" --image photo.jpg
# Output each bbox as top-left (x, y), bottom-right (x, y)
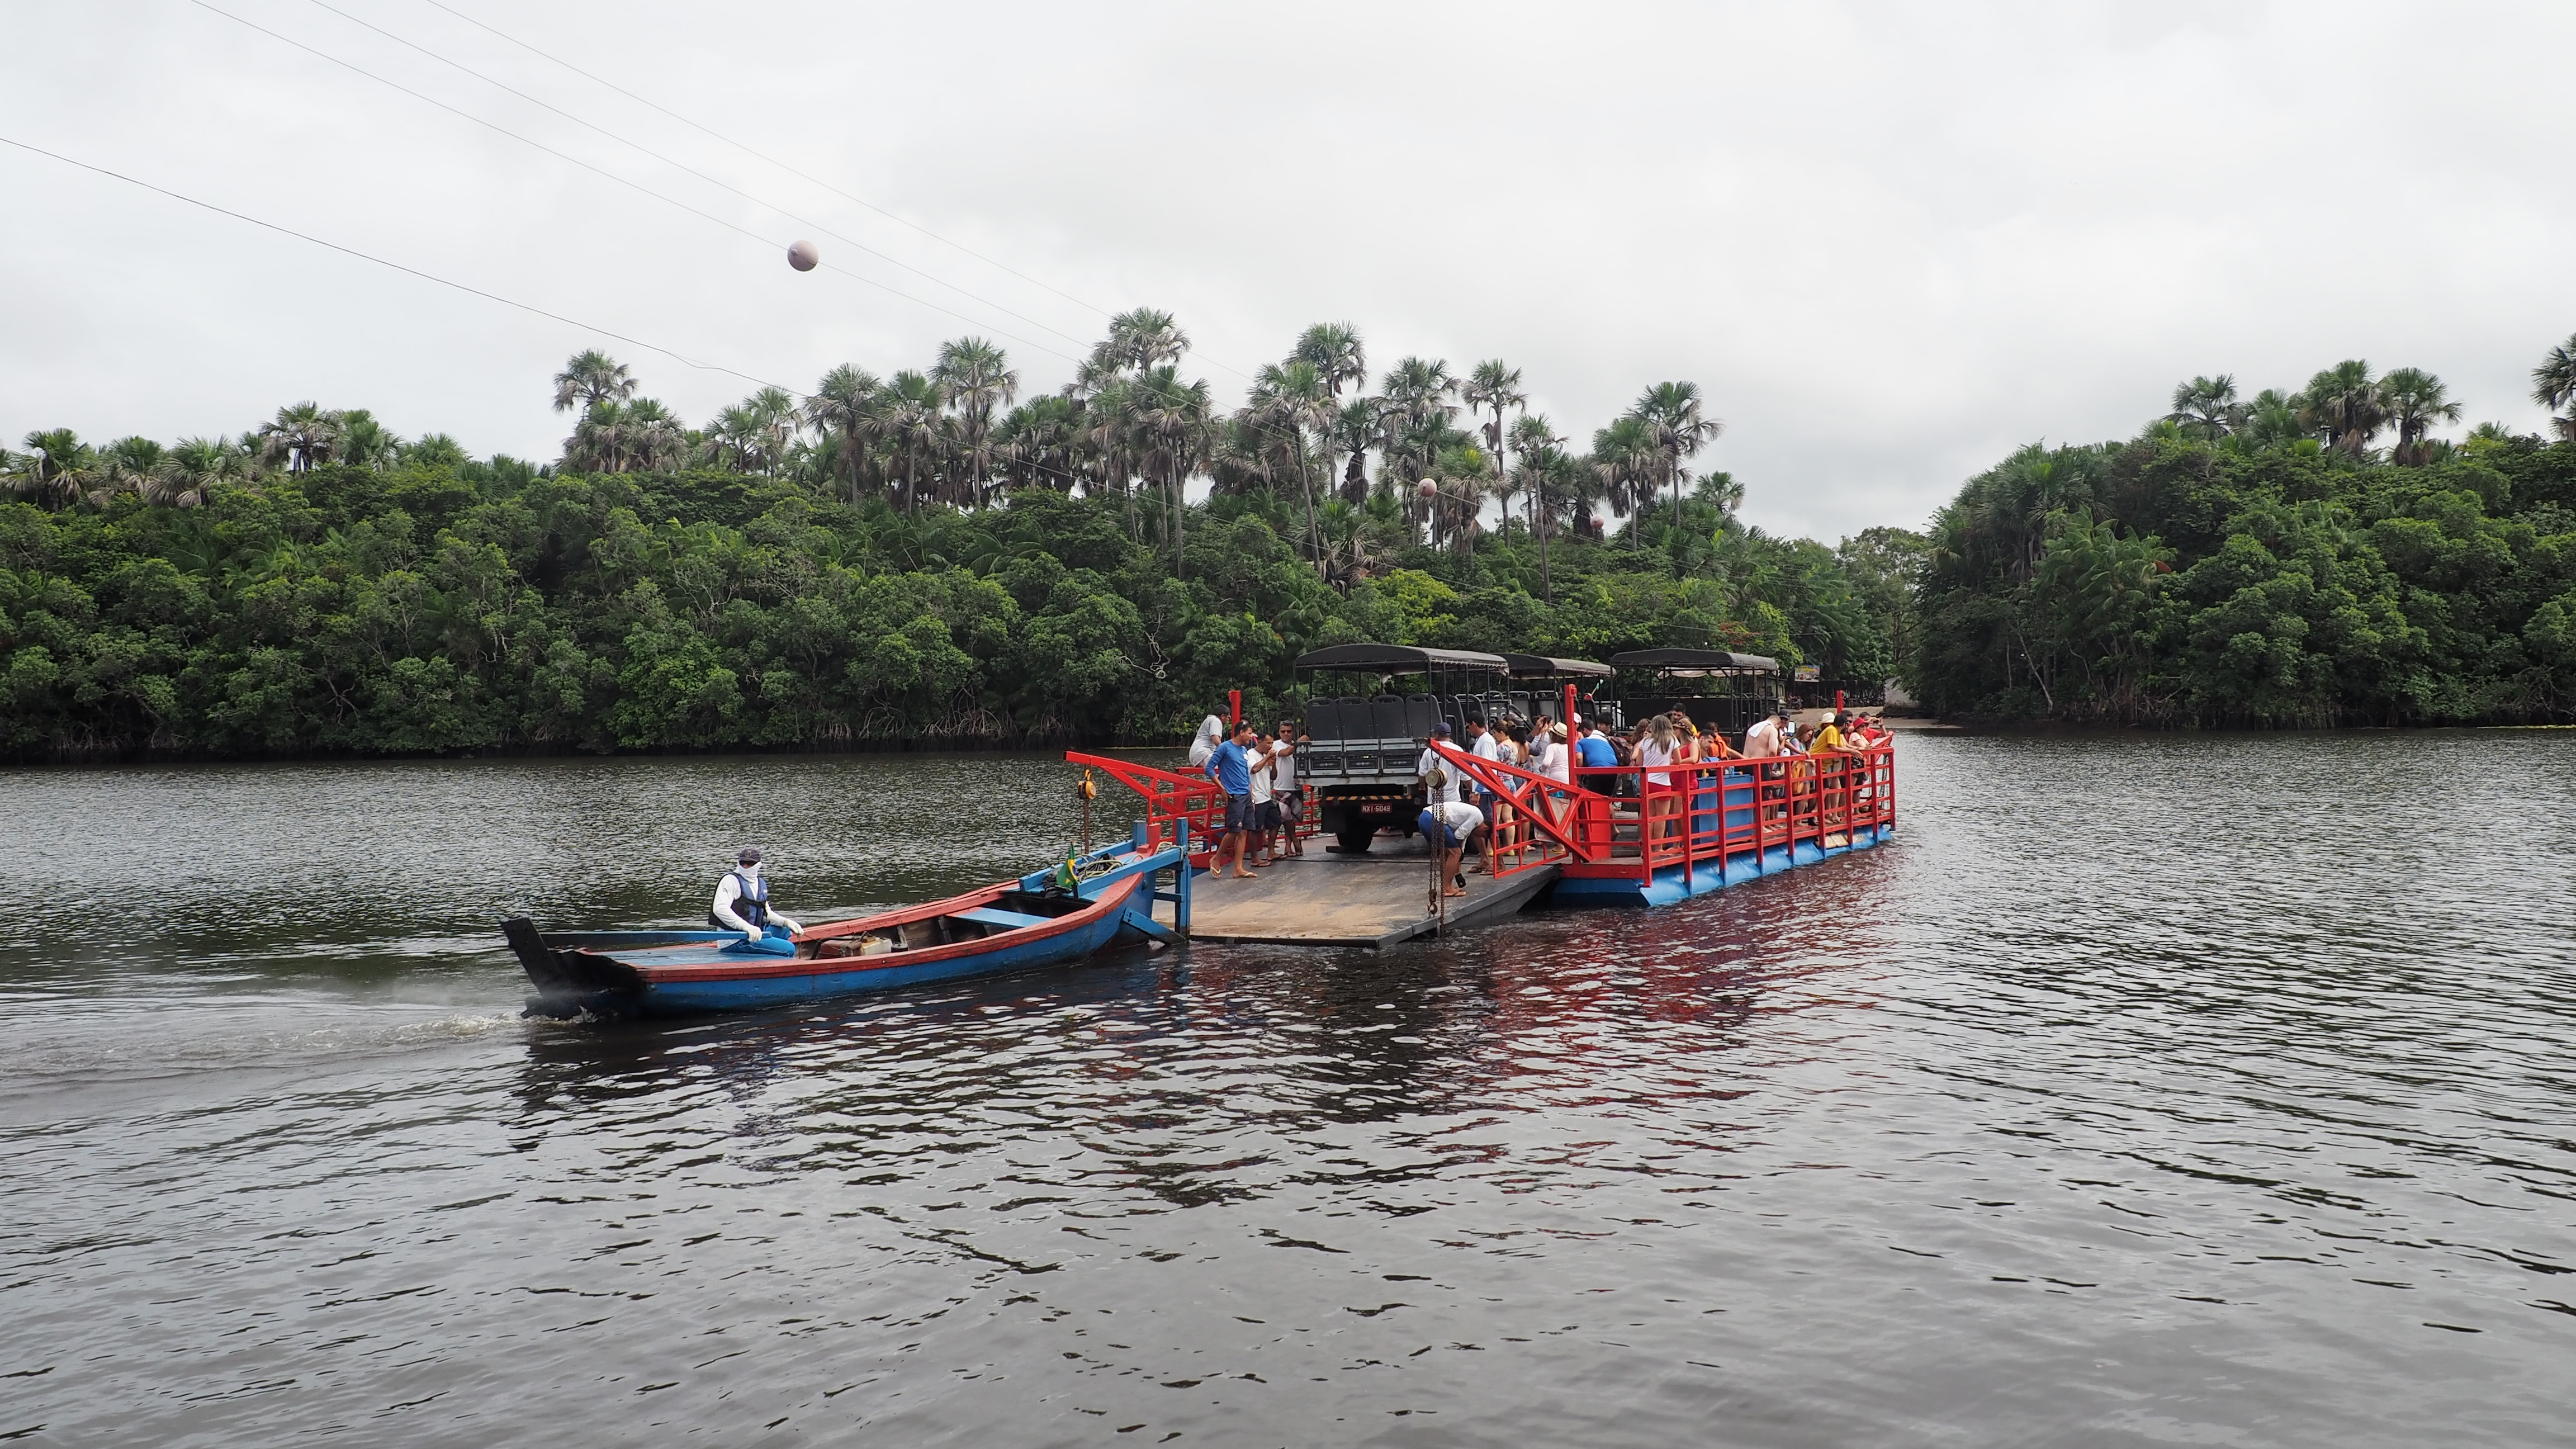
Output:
top-left (2, 735), bottom-right (2572, 1446)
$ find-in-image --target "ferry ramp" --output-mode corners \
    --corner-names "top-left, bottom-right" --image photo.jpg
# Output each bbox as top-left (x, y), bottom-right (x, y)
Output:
top-left (1170, 837), bottom-right (1557, 950)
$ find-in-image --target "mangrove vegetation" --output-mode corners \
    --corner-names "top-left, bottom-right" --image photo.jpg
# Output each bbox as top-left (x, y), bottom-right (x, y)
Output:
top-left (0, 316), bottom-right (1902, 759)
top-left (1912, 339), bottom-right (2576, 725)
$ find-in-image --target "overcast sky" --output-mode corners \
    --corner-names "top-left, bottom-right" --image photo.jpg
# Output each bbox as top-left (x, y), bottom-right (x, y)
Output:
top-left (6, 1), bottom-right (2573, 542)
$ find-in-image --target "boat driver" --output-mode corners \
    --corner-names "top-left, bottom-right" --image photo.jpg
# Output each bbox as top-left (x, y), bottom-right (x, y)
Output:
top-left (712, 847), bottom-right (803, 943)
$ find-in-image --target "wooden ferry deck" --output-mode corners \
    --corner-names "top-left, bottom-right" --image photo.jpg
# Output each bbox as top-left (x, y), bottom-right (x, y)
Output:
top-left (1168, 837), bottom-right (1559, 950)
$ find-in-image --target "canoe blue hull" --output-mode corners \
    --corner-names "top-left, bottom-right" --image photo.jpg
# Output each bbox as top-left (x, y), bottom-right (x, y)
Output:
top-left (636, 896), bottom-right (1135, 1015)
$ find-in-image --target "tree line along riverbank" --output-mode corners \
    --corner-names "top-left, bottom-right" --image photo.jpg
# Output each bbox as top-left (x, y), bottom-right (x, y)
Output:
top-left (1914, 345), bottom-right (2576, 727)
top-left (0, 321), bottom-right (1907, 760)
top-left (10, 323), bottom-right (2572, 760)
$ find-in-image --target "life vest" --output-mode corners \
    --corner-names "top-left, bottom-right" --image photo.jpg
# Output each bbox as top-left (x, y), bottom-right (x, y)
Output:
top-left (730, 869), bottom-right (768, 927)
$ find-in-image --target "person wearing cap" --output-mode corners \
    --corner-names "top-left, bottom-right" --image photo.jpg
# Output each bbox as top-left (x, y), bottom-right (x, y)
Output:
top-left (711, 847), bottom-right (802, 943)
top-left (1418, 719), bottom-right (1462, 807)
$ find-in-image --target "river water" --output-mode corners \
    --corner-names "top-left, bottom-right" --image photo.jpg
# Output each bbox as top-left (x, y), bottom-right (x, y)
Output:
top-left (2, 733), bottom-right (2571, 1446)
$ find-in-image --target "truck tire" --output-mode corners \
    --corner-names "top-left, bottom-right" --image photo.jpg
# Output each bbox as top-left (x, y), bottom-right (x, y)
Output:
top-left (1334, 823), bottom-right (1375, 856)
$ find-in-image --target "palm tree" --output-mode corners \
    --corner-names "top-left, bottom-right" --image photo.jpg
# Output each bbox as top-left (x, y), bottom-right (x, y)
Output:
top-left (337, 410), bottom-right (404, 472)
top-left (1294, 323), bottom-right (1367, 401)
top-left (931, 337), bottom-right (1018, 505)
top-left (1128, 366), bottom-right (1214, 574)
top-left (2298, 361), bottom-right (2385, 458)
top-left (1632, 380), bottom-right (1722, 535)
top-left (1510, 414), bottom-right (1564, 599)
top-left (1590, 414), bottom-right (1658, 550)
top-left (1461, 359), bottom-right (1527, 534)
top-left (2379, 368), bottom-right (2463, 465)
top-left (552, 349), bottom-right (636, 413)
top-left (1376, 357), bottom-right (1457, 535)
top-left (258, 402), bottom-right (342, 475)
top-left (1295, 324), bottom-right (1367, 511)
top-left (1248, 358), bottom-right (1332, 560)
top-left (703, 402), bottom-right (767, 473)
top-left (2242, 389), bottom-right (2307, 450)
top-left (992, 394), bottom-right (1087, 493)
top-left (91, 436), bottom-right (167, 506)
top-left (749, 387), bottom-right (800, 477)
top-left (804, 364), bottom-right (885, 504)
top-left (1092, 309), bottom-right (1190, 377)
top-left (2166, 375), bottom-right (2248, 439)
top-left (2534, 333), bottom-right (2576, 442)
top-left (7, 429), bottom-right (98, 509)
top-left (1329, 399), bottom-right (1379, 506)
top-left (160, 437), bottom-right (249, 507)
top-left (877, 371), bottom-right (948, 512)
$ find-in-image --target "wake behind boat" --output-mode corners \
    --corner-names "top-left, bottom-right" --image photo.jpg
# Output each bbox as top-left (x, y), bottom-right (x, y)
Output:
top-left (504, 837), bottom-right (1188, 1020)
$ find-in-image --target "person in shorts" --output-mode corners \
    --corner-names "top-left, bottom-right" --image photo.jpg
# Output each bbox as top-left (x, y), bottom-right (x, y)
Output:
top-left (1204, 720), bottom-right (1258, 879)
top-left (1416, 799), bottom-right (1485, 898)
top-left (1275, 721), bottom-right (1305, 857)
top-left (1248, 731), bottom-right (1281, 865)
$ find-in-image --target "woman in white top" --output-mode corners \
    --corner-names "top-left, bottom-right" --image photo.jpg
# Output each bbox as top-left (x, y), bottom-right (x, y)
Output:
top-left (1639, 713), bottom-right (1685, 841)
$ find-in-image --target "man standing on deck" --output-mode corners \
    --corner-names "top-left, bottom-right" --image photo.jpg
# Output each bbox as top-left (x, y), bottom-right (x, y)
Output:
top-left (1418, 720), bottom-right (1462, 808)
top-left (1465, 715), bottom-right (1503, 866)
top-left (712, 847), bottom-right (802, 944)
top-left (1205, 720), bottom-right (1261, 880)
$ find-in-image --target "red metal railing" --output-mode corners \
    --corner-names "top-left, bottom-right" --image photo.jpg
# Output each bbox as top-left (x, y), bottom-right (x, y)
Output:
top-left (1076, 741), bottom-right (1897, 892)
top-left (1434, 741), bottom-right (1896, 889)
top-left (1065, 751), bottom-right (1320, 868)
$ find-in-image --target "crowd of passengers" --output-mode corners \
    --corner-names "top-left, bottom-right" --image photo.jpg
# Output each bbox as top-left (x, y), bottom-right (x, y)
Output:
top-left (1186, 705), bottom-right (1888, 889)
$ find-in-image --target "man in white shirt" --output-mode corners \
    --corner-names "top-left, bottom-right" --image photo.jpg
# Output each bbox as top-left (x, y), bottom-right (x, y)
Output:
top-left (711, 847), bottom-right (802, 944)
top-left (1272, 722), bottom-right (1304, 857)
top-left (1248, 732), bottom-right (1280, 865)
top-left (1465, 716), bottom-right (1503, 851)
top-left (1418, 719), bottom-right (1462, 806)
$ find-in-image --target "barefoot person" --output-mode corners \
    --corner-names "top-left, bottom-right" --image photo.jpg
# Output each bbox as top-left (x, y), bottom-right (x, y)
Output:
top-left (1417, 799), bottom-right (1485, 899)
top-left (1247, 731), bottom-right (1281, 866)
top-left (1203, 720), bottom-right (1259, 880)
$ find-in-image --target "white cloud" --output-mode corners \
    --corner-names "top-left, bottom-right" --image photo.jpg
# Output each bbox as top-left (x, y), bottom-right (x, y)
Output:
top-left (5, 0), bottom-right (2571, 541)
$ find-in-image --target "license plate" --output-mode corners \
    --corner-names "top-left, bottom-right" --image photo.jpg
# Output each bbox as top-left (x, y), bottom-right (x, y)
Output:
top-left (1361, 803), bottom-right (1391, 814)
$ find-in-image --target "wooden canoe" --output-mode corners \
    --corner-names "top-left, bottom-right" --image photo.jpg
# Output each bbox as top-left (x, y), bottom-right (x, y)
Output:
top-left (504, 842), bottom-right (1181, 1020)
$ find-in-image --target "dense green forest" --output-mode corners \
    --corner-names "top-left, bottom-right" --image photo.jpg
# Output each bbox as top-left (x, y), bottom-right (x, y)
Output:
top-left (1912, 339), bottom-right (2576, 724)
top-left (0, 316), bottom-right (1905, 760)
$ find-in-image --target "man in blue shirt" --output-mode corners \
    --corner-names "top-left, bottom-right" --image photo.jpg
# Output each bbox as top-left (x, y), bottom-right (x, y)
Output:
top-left (1204, 720), bottom-right (1261, 880)
top-left (1575, 717), bottom-right (1621, 795)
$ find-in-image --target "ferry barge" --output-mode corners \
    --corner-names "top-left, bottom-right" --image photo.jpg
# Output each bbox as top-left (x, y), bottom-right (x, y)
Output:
top-left (1069, 646), bottom-right (1894, 936)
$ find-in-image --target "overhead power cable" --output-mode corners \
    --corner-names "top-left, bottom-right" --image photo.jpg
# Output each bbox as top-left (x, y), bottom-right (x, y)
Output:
top-left (302, 0), bottom-right (1093, 353)
top-left (0, 132), bottom-right (1131, 493)
top-left (0, 132), bottom-right (792, 395)
top-left (416, 0), bottom-right (1120, 326)
top-left (182, 0), bottom-right (1082, 366)
top-left (196, 0), bottom-right (1337, 476)
top-left (406, 0), bottom-right (1264, 387)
